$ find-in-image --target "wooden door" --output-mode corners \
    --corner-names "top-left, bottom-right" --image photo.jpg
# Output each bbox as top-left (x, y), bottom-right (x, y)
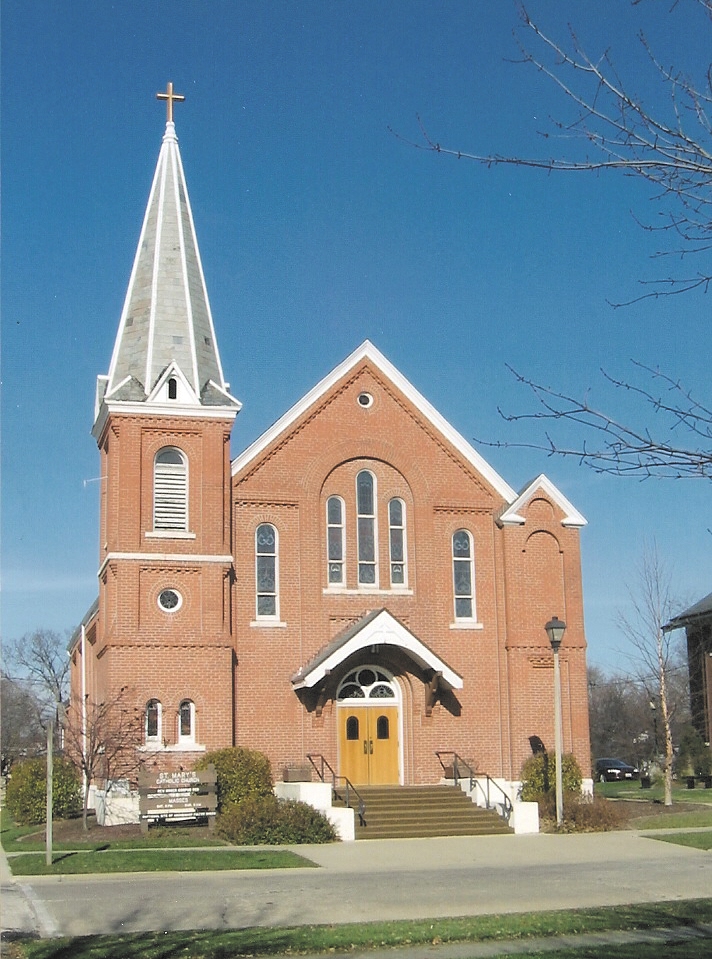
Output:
top-left (339, 706), bottom-right (399, 785)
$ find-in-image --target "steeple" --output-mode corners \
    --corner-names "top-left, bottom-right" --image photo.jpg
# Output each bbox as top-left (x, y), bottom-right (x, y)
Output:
top-left (94, 86), bottom-right (239, 431)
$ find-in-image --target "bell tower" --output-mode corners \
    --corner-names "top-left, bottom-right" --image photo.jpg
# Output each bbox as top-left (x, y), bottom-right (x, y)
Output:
top-left (91, 86), bottom-right (240, 757)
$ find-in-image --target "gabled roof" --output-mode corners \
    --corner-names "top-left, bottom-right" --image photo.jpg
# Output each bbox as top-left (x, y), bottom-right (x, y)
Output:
top-left (231, 339), bottom-right (517, 502)
top-left (664, 591), bottom-right (712, 631)
top-left (291, 608), bottom-right (463, 691)
top-left (97, 119), bottom-right (238, 427)
top-left (499, 473), bottom-right (587, 528)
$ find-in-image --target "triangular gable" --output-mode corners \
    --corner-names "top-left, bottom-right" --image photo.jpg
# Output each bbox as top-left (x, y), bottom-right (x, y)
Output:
top-left (231, 340), bottom-right (516, 502)
top-left (146, 362), bottom-right (200, 406)
top-left (499, 473), bottom-right (587, 528)
top-left (291, 608), bottom-right (463, 691)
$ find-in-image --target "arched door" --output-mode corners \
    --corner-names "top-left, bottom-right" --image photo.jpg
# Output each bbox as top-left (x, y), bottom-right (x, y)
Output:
top-left (337, 667), bottom-right (400, 785)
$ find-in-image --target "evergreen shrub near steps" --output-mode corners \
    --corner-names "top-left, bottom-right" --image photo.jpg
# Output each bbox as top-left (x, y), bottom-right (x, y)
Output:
top-left (5, 757), bottom-right (81, 825)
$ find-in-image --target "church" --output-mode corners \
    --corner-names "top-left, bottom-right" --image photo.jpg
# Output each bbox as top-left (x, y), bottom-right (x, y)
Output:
top-left (69, 87), bottom-right (592, 805)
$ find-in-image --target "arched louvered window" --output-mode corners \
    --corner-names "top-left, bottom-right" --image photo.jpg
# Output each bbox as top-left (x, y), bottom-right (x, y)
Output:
top-left (356, 470), bottom-right (377, 586)
top-left (256, 523), bottom-right (279, 618)
top-left (145, 699), bottom-right (162, 743)
top-left (326, 496), bottom-right (345, 585)
top-left (452, 529), bottom-right (476, 620)
top-left (153, 447), bottom-right (188, 531)
top-left (388, 498), bottom-right (406, 586)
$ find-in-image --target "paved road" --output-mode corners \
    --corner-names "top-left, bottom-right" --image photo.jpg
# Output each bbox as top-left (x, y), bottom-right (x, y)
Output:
top-left (5, 831), bottom-right (711, 938)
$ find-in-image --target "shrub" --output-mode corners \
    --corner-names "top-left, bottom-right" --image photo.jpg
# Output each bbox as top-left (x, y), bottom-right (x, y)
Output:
top-left (195, 747), bottom-right (273, 811)
top-left (677, 726), bottom-right (712, 777)
top-left (536, 790), bottom-right (623, 832)
top-left (216, 795), bottom-right (337, 844)
top-left (520, 752), bottom-right (582, 802)
top-left (5, 757), bottom-right (82, 825)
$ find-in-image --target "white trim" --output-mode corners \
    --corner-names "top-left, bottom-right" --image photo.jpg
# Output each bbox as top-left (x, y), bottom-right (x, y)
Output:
top-left (98, 552), bottom-right (233, 577)
top-left (145, 530), bottom-right (197, 540)
top-left (323, 587), bottom-right (414, 596)
top-left (293, 609), bottom-right (463, 691)
top-left (499, 473), bottom-right (587, 528)
top-left (250, 619), bottom-right (287, 628)
top-left (231, 341), bottom-right (517, 504)
top-left (449, 621), bottom-right (484, 631)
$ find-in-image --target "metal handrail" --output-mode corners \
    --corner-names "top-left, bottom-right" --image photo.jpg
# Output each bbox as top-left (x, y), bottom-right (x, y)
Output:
top-left (435, 750), bottom-right (513, 821)
top-left (306, 754), bottom-right (366, 826)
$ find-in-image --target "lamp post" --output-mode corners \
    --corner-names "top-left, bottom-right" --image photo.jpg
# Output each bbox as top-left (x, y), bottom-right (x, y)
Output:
top-left (545, 616), bottom-right (566, 827)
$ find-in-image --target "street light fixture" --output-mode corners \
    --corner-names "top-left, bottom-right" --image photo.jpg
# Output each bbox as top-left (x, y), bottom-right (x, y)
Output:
top-left (545, 615), bottom-right (566, 827)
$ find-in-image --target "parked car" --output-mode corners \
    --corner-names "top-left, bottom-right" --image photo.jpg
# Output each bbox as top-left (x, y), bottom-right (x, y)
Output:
top-left (595, 758), bottom-right (639, 782)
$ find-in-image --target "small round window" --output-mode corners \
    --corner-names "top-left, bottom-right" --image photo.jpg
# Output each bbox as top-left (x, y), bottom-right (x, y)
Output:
top-left (357, 391), bottom-right (373, 408)
top-left (158, 588), bottom-right (182, 613)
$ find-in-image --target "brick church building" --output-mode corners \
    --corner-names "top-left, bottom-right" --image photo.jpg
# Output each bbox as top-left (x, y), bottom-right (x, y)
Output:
top-left (69, 94), bottom-right (592, 798)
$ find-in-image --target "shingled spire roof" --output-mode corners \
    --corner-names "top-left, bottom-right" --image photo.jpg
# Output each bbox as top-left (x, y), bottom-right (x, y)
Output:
top-left (94, 100), bottom-right (239, 430)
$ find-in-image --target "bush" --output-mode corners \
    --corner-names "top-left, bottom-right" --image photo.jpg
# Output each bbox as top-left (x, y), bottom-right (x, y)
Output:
top-left (5, 757), bottom-right (81, 825)
top-left (195, 747), bottom-right (273, 811)
top-left (216, 795), bottom-right (337, 844)
top-left (520, 752), bottom-right (582, 802)
top-left (536, 790), bottom-right (623, 832)
top-left (677, 726), bottom-right (712, 777)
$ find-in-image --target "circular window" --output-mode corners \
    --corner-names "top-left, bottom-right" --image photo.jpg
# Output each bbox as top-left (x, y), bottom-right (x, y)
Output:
top-left (357, 391), bottom-right (373, 408)
top-left (158, 588), bottom-right (182, 612)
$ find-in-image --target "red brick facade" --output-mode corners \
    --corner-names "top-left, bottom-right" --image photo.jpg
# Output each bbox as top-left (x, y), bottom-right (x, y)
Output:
top-left (68, 117), bottom-right (591, 791)
top-left (70, 345), bottom-right (592, 786)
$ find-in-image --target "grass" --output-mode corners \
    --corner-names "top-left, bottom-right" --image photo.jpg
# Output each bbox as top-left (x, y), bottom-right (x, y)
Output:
top-left (596, 779), bottom-right (712, 805)
top-left (8, 847), bottom-right (315, 875)
top-left (634, 808), bottom-right (712, 829)
top-left (650, 831), bottom-right (712, 850)
top-left (8, 900), bottom-right (712, 959)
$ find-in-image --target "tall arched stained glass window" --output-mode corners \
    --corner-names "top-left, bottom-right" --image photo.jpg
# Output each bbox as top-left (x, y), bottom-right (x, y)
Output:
top-left (388, 498), bottom-right (406, 586)
top-left (356, 471), bottom-right (377, 586)
top-left (145, 699), bottom-right (162, 743)
top-left (256, 523), bottom-right (278, 618)
top-left (326, 496), bottom-right (345, 585)
top-left (452, 529), bottom-right (475, 620)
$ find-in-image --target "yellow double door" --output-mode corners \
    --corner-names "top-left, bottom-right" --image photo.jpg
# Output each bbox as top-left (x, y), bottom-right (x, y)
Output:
top-left (339, 705), bottom-right (399, 785)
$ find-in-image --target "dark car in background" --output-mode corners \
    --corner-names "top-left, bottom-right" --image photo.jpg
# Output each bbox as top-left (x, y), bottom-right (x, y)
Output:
top-left (595, 758), bottom-right (639, 782)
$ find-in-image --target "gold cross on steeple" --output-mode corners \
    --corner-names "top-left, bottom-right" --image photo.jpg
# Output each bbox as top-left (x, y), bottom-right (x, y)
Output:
top-left (156, 82), bottom-right (185, 123)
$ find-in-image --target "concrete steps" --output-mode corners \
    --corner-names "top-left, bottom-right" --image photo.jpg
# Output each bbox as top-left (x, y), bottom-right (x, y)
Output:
top-left (335, 785), bottom-right (512, 840)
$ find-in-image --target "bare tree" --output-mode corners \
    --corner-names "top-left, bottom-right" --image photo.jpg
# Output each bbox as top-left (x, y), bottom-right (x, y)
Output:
top-left (394, 2), bottom-right (712, 479)
top-left (616, 544), bottom-right (685, 804)
top-left (63, 688), bottom-right (145, 832)
top-left (0, 674), bottom-right (46, 763)
top-left (4, 629), bottom-right (70, 719)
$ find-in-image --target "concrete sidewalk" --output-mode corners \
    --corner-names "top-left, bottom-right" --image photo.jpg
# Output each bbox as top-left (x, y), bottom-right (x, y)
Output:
top-left (2, 830), bottom-right (712, 944)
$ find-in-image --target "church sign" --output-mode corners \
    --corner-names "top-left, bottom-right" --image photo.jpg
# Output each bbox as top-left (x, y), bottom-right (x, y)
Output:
top-left (138, 765), bottom-right (217, 831)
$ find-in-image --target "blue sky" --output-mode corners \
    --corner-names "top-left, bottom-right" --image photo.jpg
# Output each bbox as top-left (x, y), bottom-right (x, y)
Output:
top-left (2, 0), bottom-right (709, 672)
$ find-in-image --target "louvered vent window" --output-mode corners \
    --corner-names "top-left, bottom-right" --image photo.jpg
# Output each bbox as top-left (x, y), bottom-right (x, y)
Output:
top-left (154, 448), bottom-right (188, 531)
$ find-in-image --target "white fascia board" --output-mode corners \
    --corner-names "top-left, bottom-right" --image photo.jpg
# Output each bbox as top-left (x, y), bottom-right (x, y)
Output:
top-left (231, 340), bottom-right (517, 503)
top-left (499, 473), bottom-right (587, 528)
top-left (101, 401), bottom-right (238, 423)
top-left (294, 609), bottom-right (463, 691)
top-left (98, 552), bottom-right (234, 578)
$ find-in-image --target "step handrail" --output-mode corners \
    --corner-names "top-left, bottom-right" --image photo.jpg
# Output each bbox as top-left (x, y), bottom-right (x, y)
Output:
top-left (306, 754), bottom-right (366, 826)
top-left (435, 750), bottom-right (513, 821)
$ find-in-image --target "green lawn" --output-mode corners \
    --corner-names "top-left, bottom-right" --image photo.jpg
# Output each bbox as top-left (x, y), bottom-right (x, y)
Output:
top-left (10, 900), bottom-right (712, 959)
top-left (8, 846), bottom-right (315, 875)
top-left (650, 831), bottom-right (712, 851)
top-left (596, 779), bottom-right (712, 805)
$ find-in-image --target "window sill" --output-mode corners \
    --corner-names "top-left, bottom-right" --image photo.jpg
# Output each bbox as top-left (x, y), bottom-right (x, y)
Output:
top-left (323, 587), bottom-right (414, 596)
top-left (449, 621), bottom-right (484, 630)
top-left (250, 619), bottom-right (287, 628)
top-left (146, 530), bottom-right (197, 540)
top-left (139, 743), bottom-right (206, 752)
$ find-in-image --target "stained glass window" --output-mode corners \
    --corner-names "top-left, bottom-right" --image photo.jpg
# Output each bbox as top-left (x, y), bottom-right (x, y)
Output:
top-left (357, 471), bottom-right (377, 585)
top-left (256, 523), bottom-right (278, 617)
top-left (453, 529), bottom-right (475, 620)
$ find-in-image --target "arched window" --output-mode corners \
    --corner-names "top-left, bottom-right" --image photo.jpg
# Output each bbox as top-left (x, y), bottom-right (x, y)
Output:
top-left (145, 699), bottom-right (162, 743)
top-left (326, 496), bottom-right (345, 585)
top-left (256, 523), bottom-right (278, 618)
top-left (346, 716), bottom-right (360, 740)
top-left (167, 377), bottom-right (177, 400)
top-left (388, 498), bottom-right (407, 586)
top-left (356, 471), bottom-right (377, 586)
top-left (452, 529), bottom-right (476, 620)
top-left (153, 447), bottom-right (188, 531)
top-left (178, 699), bottom-right (195, 744)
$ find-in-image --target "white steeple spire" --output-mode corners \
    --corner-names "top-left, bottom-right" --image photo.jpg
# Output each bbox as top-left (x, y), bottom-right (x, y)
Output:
top-left (95, 86), bottom-right (239, 428)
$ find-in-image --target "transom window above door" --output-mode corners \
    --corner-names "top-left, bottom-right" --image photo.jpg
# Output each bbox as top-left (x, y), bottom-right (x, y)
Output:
top-left (337, 666), bottom-right (396, 701)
